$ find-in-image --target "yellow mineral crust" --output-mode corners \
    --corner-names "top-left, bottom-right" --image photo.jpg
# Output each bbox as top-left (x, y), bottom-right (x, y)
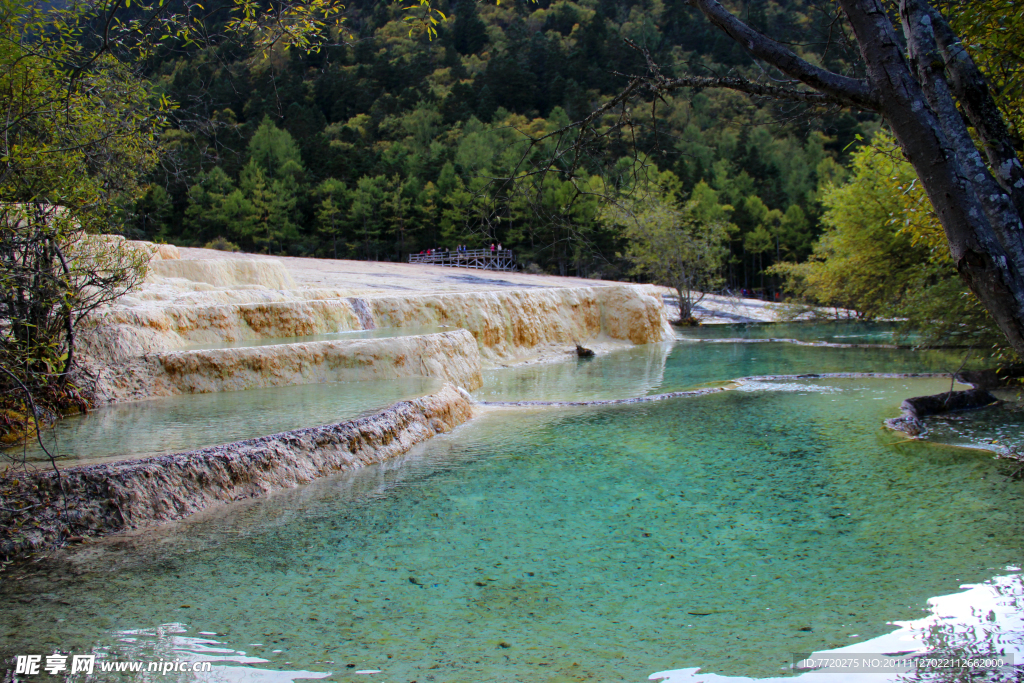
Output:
top-left (8, 384), bottom-right (475, 543)
top-left (75, 243), bottom-right (673, 404)
top-left (155, 330), bottom-right (483, 395)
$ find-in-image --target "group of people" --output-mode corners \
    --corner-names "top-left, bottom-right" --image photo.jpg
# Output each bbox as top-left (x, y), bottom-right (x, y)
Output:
top-left (419, 247), bottom-right (453, 258)
top-left (739, 288), bottom-right (783, 301)
top-left (417, 244), bottom-right (513, 259)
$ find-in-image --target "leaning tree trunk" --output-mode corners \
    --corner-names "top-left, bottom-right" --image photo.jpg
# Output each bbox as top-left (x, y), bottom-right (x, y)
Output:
top-left (675, 0), bottom-right (1024, 357)
top-left (838, 0), bottom-right (1024, 354)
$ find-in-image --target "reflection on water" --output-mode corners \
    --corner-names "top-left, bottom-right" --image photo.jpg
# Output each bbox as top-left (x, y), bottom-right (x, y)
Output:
top-left (475, 336), bottom-right (975, 403)
top-left (2, 376), bottom-right (440, 465)
top-left (85, 624), bottom-right (331, 683)
top-left (179, 325), bottom-right (454, 351)
top-left (676, 321), bottom-right (921, 345)
top-left (920, 389), bottom-right (1024, 454)
top-left (2, 375), bottom-right (1022, 683)
top-left (476, 340), bottom-right (674, 401)
top-left (3, 322), bottom-right (982, 465)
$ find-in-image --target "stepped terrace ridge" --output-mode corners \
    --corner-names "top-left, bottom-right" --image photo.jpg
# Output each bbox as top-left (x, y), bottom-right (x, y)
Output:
top-left (0, 384), bottom-right (475, 555)
top-left (0, 242), bottom-right (685, 553)
top-left (75, 243), bottom-right (676, 404)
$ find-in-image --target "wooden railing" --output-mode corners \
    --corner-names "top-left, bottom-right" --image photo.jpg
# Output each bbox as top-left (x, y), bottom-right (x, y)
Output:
top-left (409, 248), bottom-right (517, 271)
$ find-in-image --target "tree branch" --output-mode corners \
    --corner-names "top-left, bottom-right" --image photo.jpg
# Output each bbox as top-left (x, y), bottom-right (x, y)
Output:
top-left (901, 0), bottom-right (1024, 274)
top-left (656, 73), bottom-right (851, 106)
top-left (686, 0), bottom-right (880, 110)
top-left (0, 364), bottom-right (73, 539)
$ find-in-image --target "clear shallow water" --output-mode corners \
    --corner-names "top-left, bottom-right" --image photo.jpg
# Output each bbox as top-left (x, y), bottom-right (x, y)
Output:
top-left (652, 571), bottom-right (1024, 683)
top-left (675, 321), bottom-right (922, 345)
top-left (2, 377), bottom-right (440, 465)
top-left (2, 376), bottom-right (1023, 682)
top-left (475, 338), bottom-right (975, 403)
top-left (920, 388), bottom-right (1024, 454)
top-left (179, 325), bottom-right (453, 351)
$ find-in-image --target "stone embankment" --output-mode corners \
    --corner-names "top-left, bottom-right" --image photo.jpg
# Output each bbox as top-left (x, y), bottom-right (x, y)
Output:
top-left (0, 384), bottom-right (473, 555)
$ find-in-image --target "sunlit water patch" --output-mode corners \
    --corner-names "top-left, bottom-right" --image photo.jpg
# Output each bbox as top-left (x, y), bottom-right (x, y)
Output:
top-left (2, 376), bottom-right (441, 466)
top-left (652, 572), bottom-right (1024, 683)
top-left (2, 377), bottom-right (1022, 682)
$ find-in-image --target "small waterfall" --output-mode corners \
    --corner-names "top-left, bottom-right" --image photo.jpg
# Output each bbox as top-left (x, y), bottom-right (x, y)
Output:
top-left (348, 297), bottom-right (377, 330)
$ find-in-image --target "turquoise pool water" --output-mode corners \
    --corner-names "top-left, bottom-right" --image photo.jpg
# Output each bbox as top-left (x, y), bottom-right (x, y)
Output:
top-left (675, 321), bottom-right (920, 344)
top-left (2, 377), bottom-right (1023, 681)
top-left (2, 377), bottom-right (440, 466)
top-left (6, 323), bottom-right (974, 465)
top-left (1, 324), bottom-right (1021, 683)
top-left (475, 337), bottom-right (975, 403)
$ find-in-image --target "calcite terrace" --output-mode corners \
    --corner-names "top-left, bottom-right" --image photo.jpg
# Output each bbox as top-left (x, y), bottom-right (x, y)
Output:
top-left (1, 384), bottom-right (475, 553)
top-left (0, 244), bottom-right (674, 550)
top-left (76, 245), bottom-right (674, 403)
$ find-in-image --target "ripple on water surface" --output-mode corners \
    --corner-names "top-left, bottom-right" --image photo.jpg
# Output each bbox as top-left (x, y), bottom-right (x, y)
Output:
top-left (2, 376), bottom-right (1022, 682)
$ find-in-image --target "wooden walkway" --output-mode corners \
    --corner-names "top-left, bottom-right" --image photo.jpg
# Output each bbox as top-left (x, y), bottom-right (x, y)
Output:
top-left (409, 248), bottom-right (517, 272)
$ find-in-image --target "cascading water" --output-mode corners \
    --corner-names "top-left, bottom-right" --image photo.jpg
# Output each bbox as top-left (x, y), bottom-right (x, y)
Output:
top-left (347, 297), bottom-right (377, 330)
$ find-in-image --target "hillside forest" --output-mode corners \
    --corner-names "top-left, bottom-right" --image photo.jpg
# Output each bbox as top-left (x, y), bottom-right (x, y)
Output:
top-left (136, 0), bottom-right (870, 281)
top-left (4, 0), bottom-right (1023, 395)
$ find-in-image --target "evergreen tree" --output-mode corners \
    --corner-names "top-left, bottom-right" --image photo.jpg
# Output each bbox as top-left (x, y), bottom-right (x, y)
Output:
top-left (315, 178), bottom-right (350, 258)
top-left (348, 175), bottom-right (388, 260)
top-left (248, 116), bottom-right (305, 180)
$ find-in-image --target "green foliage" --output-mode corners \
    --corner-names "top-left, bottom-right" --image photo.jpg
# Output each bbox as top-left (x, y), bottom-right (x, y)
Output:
top-left (249, 116), bottom-right (305, 179)
top-left (945, 0), bottom-right (1024, 137)
top-left (314, 178), bottom-right (349, 258)
top-left (0, 0), bottom-right (165, 440)
top-left (141, 0), bottom-right (855, 283)
top-left (204, 237), bottom-right (242, 252)
top-left (604, 174), bottom-right (733, 322)
top-left (772, 134), bottom-right (1008, 354)
top-left (349, 175), bottom-right (389, 260)
top-left (0, 0), bottom-right (350, 448)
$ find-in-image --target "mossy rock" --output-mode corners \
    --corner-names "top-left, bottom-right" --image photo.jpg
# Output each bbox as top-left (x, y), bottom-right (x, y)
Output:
top-left (0, 409), bottom-right (36, 446)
